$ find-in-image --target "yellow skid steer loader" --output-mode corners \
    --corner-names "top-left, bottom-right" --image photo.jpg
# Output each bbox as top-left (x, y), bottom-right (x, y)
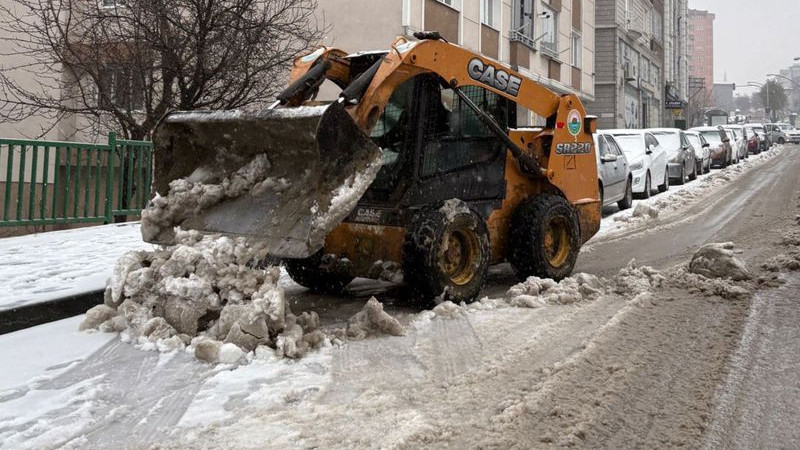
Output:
top-left (147, 32), bottom-right (601, 303)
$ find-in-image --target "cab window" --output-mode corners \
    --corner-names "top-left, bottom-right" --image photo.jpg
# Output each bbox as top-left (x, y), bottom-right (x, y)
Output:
top-left (420, 83), bottom-right (512, 178)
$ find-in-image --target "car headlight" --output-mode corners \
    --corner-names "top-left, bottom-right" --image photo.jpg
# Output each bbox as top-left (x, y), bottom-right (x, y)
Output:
top-left (669, 154), bottom-right (682, 164)
top-left (630, 161), bottom-right (644, 171)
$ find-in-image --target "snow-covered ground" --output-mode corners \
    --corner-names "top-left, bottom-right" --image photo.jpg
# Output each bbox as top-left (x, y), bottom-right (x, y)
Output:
top-left (0, 223), bottom-right (153, 311)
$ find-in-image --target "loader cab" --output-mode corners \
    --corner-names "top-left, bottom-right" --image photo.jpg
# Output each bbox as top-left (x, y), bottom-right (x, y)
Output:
top-left (360, 74), bottom-right (515, 218)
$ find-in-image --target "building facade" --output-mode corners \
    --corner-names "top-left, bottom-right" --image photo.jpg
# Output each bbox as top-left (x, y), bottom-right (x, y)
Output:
top-left (592, 0), bottom-right (665, 129)
top-left (662, 0), bottom-right (688, 127)
top-left (317, 0), bottom-right (596, 124)
top-left (687, 9), bottom-right (713, 97)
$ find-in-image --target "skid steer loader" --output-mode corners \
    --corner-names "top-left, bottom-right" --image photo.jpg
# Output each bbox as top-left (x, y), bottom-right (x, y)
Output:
top-left (148, 32), bottom-right (601, 304)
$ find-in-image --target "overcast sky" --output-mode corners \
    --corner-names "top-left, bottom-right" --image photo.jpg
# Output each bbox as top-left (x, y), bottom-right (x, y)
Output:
top-left (690, 0), bottom-right (800, 94)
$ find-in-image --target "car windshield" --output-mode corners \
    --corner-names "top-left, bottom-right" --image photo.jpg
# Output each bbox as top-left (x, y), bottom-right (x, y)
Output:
top-left (686, 135), bottom-right (701, 148)
top-left (651, 132), bottom-right (680, 149)
top-left (612, 134), bottom-right (645, 156)
top-left (779, 124), bottom-right (795, 131)
top-left (700, 131), bottom-right (722, 143)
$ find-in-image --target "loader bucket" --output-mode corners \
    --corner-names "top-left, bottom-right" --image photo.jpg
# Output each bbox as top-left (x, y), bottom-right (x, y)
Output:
top-left (150, 101), bottom-right (382, 258)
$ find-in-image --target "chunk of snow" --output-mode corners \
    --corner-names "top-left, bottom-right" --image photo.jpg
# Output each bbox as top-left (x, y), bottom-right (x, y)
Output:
top-left (689, 242), bottom-right (752, 281)
top-left (346, 297), bottom-right (405, 340)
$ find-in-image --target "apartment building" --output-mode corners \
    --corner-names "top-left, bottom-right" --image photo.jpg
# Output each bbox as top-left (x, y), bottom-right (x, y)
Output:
top-left (687, 9), bottom-right (714, 97)
top-left (318, 0), bottom-right (596, 124)
top-left (592, 0), bottom-right (664, 129)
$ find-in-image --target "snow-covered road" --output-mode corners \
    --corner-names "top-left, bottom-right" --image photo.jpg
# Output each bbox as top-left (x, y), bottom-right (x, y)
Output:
top-left (1, 145), bottom-right (799, 449)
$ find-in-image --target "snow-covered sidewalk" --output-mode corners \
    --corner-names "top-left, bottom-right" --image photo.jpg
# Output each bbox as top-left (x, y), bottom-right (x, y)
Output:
top-left (0, 223), bottom-right (153, 312)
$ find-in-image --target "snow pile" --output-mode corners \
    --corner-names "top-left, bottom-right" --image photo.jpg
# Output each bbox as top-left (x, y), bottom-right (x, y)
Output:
top-left (80, 231), bottom-right (329, 362)
top-left (632, 202), bottom-right (658, 219)
top-left (506, 273), bottom-right (606, 308)
top-left (612, 261), bottom-right (666, 296)
top-left (689, 242), bottom-right (752, 281)
top-left (141, 154), bottom-right (280, 245)
top-left (762, 231), bottom-right (800, 272)
top-left (346, 297), bottom-right (405, 340)
top-left (81, 232), bottom-right (410, 363)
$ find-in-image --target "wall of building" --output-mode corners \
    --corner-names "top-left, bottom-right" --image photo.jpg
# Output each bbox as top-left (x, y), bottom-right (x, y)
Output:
top-left (590, 0), bottom-right (665, 129)
top-left (0, 0), bottom-right (62, 140)
top-left (688, 9), bottom-right (714, 96)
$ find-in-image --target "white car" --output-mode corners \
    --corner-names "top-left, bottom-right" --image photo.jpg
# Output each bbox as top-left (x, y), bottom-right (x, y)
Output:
top-left (594, 132), bottom-right (633, 210)
top-left (721, 125), bottom-right (748, 162)
top-left (684, 130), bottom-right (712, 174)
top-left (604, 129), bottom-right (669, 198)
top-left (775, 123), bottom-right (800, 144)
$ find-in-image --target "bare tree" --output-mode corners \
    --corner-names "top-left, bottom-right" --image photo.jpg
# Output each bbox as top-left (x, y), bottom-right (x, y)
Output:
top-left (757, 80), bottom-right (788, 122)
top-left (0, 0), bottom-right (325, 140)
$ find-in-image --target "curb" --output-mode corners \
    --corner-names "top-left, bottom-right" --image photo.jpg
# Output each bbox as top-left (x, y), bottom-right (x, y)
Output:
top-left (0, 290), bottom-right (105, 335)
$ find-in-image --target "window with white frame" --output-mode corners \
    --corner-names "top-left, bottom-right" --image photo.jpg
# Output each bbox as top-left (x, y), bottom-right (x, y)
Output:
top-left (571, 32), bottom-right (581, 68)
top-left (437, 0), bottom-right (461, 10)
top-left (512, 0), bottom-right (535, 45)
top-left (540, 3), bottom-right (557, 56)
top-left (482, 0), bottom-right (500, 29)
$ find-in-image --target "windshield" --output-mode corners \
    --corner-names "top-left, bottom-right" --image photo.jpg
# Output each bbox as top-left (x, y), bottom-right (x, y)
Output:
top-left (700, 130), bottom-right (722, 143)
top-left (651, 132), bottom-right (681, 149)
top-left (779, 124), bottom-right (795, 131)
top-left (686, 135), bottom-right (701, 148)
top-left (612, 134), bottom-right (645, 156)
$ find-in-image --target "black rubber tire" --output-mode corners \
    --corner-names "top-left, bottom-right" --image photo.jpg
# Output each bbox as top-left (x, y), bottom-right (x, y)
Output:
top-left (778, 137), bottom-right (786, 145)
top-left (617, 177), bottom-right (633, 210)
top-left (689, 162), bottom-right (698, 181)
top-left (658, 168), bottom-right (670, 193)
top-left (403, 201), bottom-right (490, 305)
top-left (636, 172), bottom-right (652, 199)
top-left (508, 194), bottom-right (581, 282)
top-left (722, 152), bottom-right (729, 168)
top-left (675, 165), bottom-right (686, 185)
top-left (284, 251), bottom-right (354, 294)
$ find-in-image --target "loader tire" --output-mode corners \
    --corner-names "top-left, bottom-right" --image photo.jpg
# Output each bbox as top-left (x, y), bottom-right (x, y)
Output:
top-left (284, 251), bottom-right (354, 295)
top-left (402, 202), bottom-right (490, 306)
top-left (509, 194), bottom-right (580, 282)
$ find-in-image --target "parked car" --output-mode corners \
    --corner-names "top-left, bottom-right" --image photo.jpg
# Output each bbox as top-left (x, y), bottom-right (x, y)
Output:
top-left (765, 123), bottom-right (790, 145)
top-left (684, 130), bottom-right (712, 174)
top-left (649, 128), bottom-right (697, 184)
top-left (774, 123), bottom-right (800, 144)
top-left (743, 123), bottom-right (767, 153)
top-left (690, 126), bottom-right (733, 168)
top-left (722, 125), bottom-right (748, 161)
top-left (594, 132), bottom-right (633, 210)
top-left (605, 129), bottom-right (669, 198)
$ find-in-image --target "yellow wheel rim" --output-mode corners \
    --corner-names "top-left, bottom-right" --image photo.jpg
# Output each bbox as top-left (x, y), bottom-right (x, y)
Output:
top-left (543, 217), bottom-right (571, 268)
top-left (440, 227), bottom-right (480, 286)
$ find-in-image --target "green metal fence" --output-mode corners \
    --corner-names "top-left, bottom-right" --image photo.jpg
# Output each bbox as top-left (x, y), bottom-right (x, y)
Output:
top-left (0, 132), bottom-right (153, 227)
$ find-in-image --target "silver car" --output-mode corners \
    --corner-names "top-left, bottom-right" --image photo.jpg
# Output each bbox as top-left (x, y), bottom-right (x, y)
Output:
top-left (649, 128), bottom-right (698, 184)
top-left (594, 132), bottom-right (633, 210)
top-left (685, 130), bottom-right (712, 174)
